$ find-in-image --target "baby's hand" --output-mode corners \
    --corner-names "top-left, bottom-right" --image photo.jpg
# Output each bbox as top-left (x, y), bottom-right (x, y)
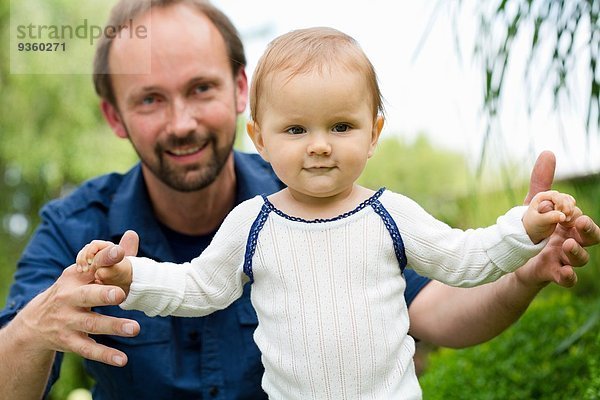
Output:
top-left (76, 240), bottom-right (116, 273)
top-left (76, 240), bottom-right (134, 293)
top-left (523, 190), bottom-right (581, 244)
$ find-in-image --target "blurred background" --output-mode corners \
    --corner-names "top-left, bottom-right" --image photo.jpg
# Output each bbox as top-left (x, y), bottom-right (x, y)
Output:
top-left (1, 0), bottom-right (599, 398)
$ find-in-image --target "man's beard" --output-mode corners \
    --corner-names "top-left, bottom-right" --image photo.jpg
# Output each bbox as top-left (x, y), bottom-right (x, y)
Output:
top-left (132, 129), bottom-right (235, 192)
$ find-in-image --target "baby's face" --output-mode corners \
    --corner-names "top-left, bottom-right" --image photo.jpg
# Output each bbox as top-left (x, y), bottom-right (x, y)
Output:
top-left (251, 68), bottom-right (382, 200)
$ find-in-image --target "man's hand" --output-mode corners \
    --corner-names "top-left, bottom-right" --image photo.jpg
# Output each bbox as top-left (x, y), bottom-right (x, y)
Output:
top-left (522, 190), bottom-right (580, 244)
top-left (407, 151), bottom-right (600, 348)
top-left (76, 230), bottom-right (139, 295)
top-left (517, 151), bottom-right (600, 288)
top-left (14, 231), bottom-right (141, 367)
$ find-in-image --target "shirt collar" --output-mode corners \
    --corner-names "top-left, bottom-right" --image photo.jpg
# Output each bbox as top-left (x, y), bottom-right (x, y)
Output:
top-left (107, 152), bottom-right (282, 261)
top-left (108, 163), bottom-right (174, 261)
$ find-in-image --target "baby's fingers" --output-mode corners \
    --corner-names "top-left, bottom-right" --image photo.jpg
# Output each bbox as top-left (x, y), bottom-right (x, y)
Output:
top-left (551, 193), bottom-right (576, 222)
top-left (93, 257), bottom-right (133, 293)
top-left (537, 199), bottom-right (554, 214)
top-left (537, 209), bottom-right (567, 225)
top-left (76, 240), bottom-right (115, 273)
top-left (95, 264), bottom-right (125, 286)
top-left (76, 244), bottom-right (94, 272)
top-left (94, 265), bottom-right (118, 285)
top-left (560, 206), bottom-right (583, 229)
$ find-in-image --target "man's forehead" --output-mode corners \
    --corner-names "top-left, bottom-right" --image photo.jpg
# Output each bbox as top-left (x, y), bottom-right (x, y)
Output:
top-left (108, 4), bottom-right (224, 74)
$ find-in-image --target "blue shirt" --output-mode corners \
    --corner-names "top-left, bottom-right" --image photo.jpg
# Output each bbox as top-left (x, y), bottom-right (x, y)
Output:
top-left (0, 152), bottom-right (430, 399)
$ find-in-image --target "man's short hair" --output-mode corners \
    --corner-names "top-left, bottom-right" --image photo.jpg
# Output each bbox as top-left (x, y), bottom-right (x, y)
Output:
top-left (93, 0), bottom-right (246, 107)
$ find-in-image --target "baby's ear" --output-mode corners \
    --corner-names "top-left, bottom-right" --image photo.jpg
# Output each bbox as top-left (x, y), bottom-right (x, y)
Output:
top-left (247, 122), bottom-right (269, 162)
top-left (368, 116), bottom-right (385, 158)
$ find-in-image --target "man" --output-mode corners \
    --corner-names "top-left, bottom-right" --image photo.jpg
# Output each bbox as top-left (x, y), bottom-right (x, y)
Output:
top-left (0, 1), bottom-right (598, 399)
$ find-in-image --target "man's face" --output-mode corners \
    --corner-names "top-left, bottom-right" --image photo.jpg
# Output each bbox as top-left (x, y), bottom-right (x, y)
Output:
top-left (106, 5), bottom-right (247, 192)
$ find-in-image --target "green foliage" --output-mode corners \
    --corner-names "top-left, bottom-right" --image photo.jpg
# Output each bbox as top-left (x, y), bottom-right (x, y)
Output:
top-left (420, 292), bottom-right (600, 399)
top-left (417, 170), bottom-right (600, 399)
top-left (1, 0), bottom-right (137, 190)
top-left (0, 1), bottom-right (598, 396)
top-left (48, 353), bottom-right (94, 400)
top-left (474, 0), bottom-right (598, 151)
top-left (420, 173), bottom-right (600, 398)
top-left (1, 0), bottom-right (132, 394)
top-left (454, 175), bottom-right (600, 298)
top-left (554, 175), bottom-right (600, 298)
top-left (359, 134), bottom-right (471, 222)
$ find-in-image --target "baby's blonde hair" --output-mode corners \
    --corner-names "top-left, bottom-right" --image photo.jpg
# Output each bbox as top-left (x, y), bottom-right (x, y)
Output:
top-left (249, 27), bottom-right (384, 123)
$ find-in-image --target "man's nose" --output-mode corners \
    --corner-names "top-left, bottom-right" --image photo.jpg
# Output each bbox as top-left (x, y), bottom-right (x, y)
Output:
top-left (167, 99), bottom-right (198, 136)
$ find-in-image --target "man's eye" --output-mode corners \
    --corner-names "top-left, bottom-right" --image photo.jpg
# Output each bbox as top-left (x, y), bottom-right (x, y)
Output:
top-left (142, 96), bottom-right (155, 105)
top-left (286, 126), bottom-right (305, 135)
top-left (194, 84), bottom-right (210, 94)
top-left (332, 123), bottom-right (350, 133)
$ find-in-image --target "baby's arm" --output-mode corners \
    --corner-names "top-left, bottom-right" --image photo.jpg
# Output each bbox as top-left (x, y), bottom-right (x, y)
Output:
top-left (523, 190), bottom-right (581, 244)
top-left (76, 240), bottom-right (133, 294)
top-left (72, 197), bottom-right (263, 318)
top-left (383, 191), bottom-right (556, 287)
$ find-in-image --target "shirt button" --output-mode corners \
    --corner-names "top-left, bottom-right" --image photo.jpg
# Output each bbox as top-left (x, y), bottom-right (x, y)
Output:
top-left (209, 386), bottom-right (219, 397)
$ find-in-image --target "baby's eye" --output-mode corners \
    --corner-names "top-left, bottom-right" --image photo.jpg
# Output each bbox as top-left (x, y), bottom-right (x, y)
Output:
top-left (286, 126), bottom-right (306, 135)
top-left (332, 123), bottom-right (350, 133)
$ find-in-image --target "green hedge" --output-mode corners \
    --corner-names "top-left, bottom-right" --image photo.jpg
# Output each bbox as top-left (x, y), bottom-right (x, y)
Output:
top-left (420, 292), bottom-right (600, 399)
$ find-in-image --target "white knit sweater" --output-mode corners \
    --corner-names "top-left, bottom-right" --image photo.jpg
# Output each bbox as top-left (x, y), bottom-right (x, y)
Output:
top-left (122, 189), bottom-right (544, 399)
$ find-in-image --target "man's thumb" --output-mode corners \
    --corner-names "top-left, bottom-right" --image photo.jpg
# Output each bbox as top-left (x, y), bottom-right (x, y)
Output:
top-left (524, 150), bottom-right (556, 205)
top-left (119, 230), bottom-right (140, 257)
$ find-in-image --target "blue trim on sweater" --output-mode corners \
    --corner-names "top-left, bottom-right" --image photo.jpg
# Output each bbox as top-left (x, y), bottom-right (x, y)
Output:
top-left (370, 199), bottom-right (408, 272)
top-left (243, 203), bottom-right (272, 283)
top-left (261, 188), bottom-right (386, 223)
top-left (243, 188), bottom-right (407, 281)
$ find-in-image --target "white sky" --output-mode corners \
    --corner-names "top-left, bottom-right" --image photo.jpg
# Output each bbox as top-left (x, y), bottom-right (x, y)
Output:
top-left (213, 0), bottom-right (599, 178)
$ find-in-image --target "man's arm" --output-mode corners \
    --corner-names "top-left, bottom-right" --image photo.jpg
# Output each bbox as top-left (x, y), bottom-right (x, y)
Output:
top-left (0, 237), bottom-right (140, 399)
top-left (408, 151), bottom-right (600, 347)
top-left (0, 317), bottom-right (55, 399)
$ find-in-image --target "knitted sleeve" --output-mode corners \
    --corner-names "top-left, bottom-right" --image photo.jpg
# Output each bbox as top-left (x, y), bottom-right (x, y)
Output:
top-left (380, 191), bottom-right (546, 287)
top-left (119, 196), bottom-right (264, 317)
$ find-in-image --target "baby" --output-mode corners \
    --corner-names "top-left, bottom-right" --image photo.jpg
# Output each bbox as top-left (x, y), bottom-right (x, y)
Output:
top-left (78, 27), bottom-right (579, 399)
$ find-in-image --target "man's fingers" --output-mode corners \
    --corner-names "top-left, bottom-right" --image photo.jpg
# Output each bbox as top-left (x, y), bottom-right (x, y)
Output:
top-left (70, 284), bottom-right (127, 307)
top-left (524, 150), bottom-right (556, 205)
top-left (562, 238), bottom-right (590, 268)
top-left (93, 245), bottom-right (125, 268)
top-left (119, 230), bottom-right (140, 257)
top-left (74, 312), bottom-right (140, 337)
top-left (575, 215), bottom-right (600, 247)
top-left (555, 265), bottom-right (578, 288)
top-left (70, 335), bottom-right (130, 367)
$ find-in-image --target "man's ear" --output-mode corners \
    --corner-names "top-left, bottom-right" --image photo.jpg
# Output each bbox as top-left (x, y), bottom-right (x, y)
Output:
top-left (368, 115), bottom-right (384, 158)
top-left (101, 100), bottom-right (128, 139)
top-left (246, 121), bottom-right (269, 162)
top-left (234, 68), bottom-right (249, 114)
